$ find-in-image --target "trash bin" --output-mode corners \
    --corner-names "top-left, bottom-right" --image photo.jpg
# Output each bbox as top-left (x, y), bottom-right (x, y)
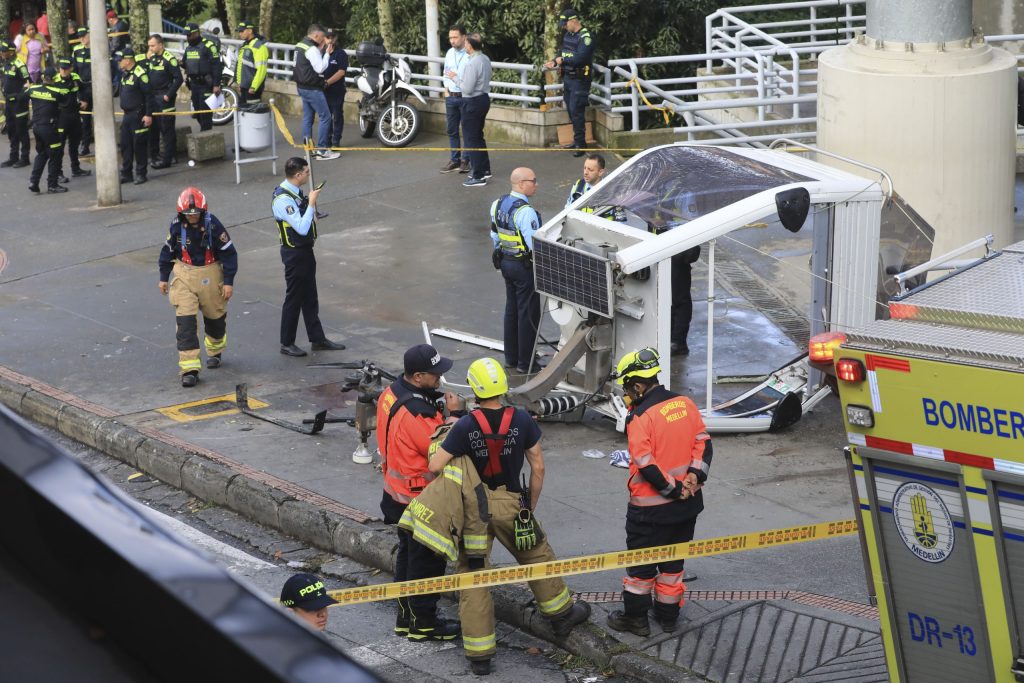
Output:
top-left (238, 103), bottom-right (272, 152)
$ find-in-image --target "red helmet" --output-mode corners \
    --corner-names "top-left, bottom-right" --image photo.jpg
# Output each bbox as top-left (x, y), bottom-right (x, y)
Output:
top-left (176, 186), bottom-right (208, 216)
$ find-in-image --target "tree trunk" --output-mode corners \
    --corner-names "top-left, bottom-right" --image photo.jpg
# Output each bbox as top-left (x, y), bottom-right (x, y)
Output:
top-left (258, 0), bottom-right (274, 40)
top-left (127, 0), bottom-right (148, 53)
top-left (46, 0), bottom-right (70, 60)
top-left (0, 1), bottom-right (9, 41)
top-left (223, 0), bottom-right (240, 35)
top-left (543, 0), bottom-right (560, 86)
top-left (377, 0), bottom-right (395, 50)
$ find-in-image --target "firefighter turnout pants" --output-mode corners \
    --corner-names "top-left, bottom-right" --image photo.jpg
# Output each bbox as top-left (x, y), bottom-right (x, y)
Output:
top-left (622, 516), bottom-right (697, 623)
top-left (457, 488), bottom-right (574, 661)
top-left (168, 261), bottom-right (227, 375)
top-left (30, 123), bottom-right (64, 189)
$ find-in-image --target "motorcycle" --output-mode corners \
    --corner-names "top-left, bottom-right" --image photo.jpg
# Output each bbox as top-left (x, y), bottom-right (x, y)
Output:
top-left (211, 45), bottom-right (238, 126)
top-left (355, 50), bottom-right (425, 148)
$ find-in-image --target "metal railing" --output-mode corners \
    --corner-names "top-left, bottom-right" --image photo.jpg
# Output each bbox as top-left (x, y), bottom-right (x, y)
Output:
top-left (158, 0), bottom-right (1024, 148)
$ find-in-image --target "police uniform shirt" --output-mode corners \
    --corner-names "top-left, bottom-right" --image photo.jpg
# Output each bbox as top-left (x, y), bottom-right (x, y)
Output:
top-left (2, 57), bottom-right (30, 97)
top-left (158, 213), bottom-right (239, 284)
top-left (489, 191), bottom-right (540, 251)
top-left (54, 72), bottom-right (82, 113)
top-left (560, 27), bottom-right (594, 78)
top-left (440, 407), bottom-right (541, 492)
top-left (71, 43), bottom-right (91, 82)
top-left (20, 83), bottom-right (66, 125)
top-left (145, 51), bottom-right (182, 99)
top-left (117, 64), bottom-right (151, 114)
top-left (272, 180), bottom-right (315, 237)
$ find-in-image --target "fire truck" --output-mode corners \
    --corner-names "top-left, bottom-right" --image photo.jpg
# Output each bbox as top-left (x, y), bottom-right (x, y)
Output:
top-left (829, 237), bottom-right (1024, 682)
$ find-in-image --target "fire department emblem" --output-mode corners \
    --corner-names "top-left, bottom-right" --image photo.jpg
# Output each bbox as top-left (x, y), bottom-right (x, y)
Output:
top-left (892, 482), bottom-right (955, 563)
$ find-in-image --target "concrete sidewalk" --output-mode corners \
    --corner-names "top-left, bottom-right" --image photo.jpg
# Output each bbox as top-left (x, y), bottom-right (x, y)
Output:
top-left (0, 113), bottom-right (880, 681)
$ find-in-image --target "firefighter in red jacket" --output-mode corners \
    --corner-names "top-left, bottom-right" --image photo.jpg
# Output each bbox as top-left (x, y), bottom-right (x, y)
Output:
top-left (376, 343), bottom-right (462, 641)
top-left (607, 347), bottom-right (712, 636)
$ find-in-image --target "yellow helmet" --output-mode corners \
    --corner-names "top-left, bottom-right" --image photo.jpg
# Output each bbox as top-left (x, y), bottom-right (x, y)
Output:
top-left (467, 357), bottom-right (509, 398)
top-left (615, 347), bottom-right (661, 384)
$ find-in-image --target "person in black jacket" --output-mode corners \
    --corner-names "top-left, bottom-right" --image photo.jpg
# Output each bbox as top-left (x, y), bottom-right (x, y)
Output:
top-left (20, 67), bottom-right (68, 193)
top-left (71, 27), bottom-right (93, 155)
top-left (145, 34), bottom-right (182, 169)
top-left (54, 58), bottom-right (90, 179)
top-left (1, 40), bottom-right (31, 167)
top-left (181, 23), bottom-right (221, 132)
top-left (114, 49), bottom-right (152, 184)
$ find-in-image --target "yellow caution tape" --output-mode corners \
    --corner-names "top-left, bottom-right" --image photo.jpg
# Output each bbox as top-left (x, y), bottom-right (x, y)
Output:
top-left (628, 78), bottom-right (673, 126)
top-left (325, 518), bottom-right (858, 607)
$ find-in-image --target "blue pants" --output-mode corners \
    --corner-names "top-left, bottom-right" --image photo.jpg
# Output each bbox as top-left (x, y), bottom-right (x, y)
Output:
top-left (279, 246), bottom-right (326, 346)
top-left (298, 86), bottom-right (332, 149)
top-left (562, 77), bottom-right (590, 148)
top-left (499, 257), bottom-right (539, 371)
top-left (325, 86), bottom-right (345, 146)
top-left (444, 95), bottom-right (468, 163)
top-left (463, 93), bottom-right (490, 179)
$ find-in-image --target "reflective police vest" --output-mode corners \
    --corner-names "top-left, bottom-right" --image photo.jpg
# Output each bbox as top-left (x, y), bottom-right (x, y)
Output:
top-left (376, 381), bottom-right (440, 506)
top-left (25, 83), bottom-right (64, 125)
top-left (292, 37), bottom-right (323, 89)
top-left (183, 38), bottom-right (218, 80)
top-left (117, 64), bottom-right (150, 113)
top-left (560, 28), bottom-right (593, 79)
top-left (491, 194), bottom-right (541, 259)
top-left (568, 177), bottom-right (626, 222)
top-left (273, 182), bottom-right (317, 248)
top-left (2, 57), bottom-right (29, 100)
top-left (53, 72), bottom-right (81, 121)
top-left (146, 52), bottom-right (182, 102)
top-left (624, 386), bottom-right (709, 507)
top-left (71, 44), bottom-right (92, 83)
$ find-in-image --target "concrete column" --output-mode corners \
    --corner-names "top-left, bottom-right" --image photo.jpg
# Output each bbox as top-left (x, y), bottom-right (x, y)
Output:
top-left (147, 3), bottom-right (162, 35)
top-left (425, 0), bottom-right (441, 95)
top-left (89, 0), bottom-right (121, 206)
top-left (867, 0), bottom-right (972, 43)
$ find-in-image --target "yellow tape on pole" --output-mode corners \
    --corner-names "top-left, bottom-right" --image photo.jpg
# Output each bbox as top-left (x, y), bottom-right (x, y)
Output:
top-left (325, 518), bottom-right (858, 607)
top-left (628, 78), bottom-right (672, 126)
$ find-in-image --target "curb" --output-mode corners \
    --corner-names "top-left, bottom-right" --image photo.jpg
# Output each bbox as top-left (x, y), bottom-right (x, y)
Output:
top-left (0, 369), bottom-right (700, 682)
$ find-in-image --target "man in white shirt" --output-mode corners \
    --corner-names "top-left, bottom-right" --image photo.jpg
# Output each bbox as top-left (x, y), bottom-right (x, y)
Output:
top-left (292, 23), bottom-right (340, 160)
top-left (440, 25), bottom-right (470, 174)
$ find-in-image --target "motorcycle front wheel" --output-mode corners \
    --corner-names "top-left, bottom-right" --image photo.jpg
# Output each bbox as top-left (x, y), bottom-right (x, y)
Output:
top-left (358, 113), bottom-right (376, 138)
top-left (376, 102), bottom-right (420, 148)
top-left (213, 87), bottom-right (237, 126)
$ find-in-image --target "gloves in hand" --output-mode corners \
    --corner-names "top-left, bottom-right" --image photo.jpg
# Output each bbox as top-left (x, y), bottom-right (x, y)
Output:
top-left (514, 509), bottom-right (538, 551)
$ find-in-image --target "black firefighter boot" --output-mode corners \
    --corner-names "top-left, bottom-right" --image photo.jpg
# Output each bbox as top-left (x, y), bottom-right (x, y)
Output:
top-left (607, 591), bottom-right (652, 637)
top-left (550, 599), bottom-right (592, 638)
top-left (407, 612), bottom-right (461, 642)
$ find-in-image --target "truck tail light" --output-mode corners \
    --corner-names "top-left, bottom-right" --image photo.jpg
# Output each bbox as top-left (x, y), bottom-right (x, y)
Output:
top-left (836, 358), bottom-right (865, 382)
top-left (846, 404), bottom-right (874, 428)
top-left (809, 331), bottom-right (847, 363)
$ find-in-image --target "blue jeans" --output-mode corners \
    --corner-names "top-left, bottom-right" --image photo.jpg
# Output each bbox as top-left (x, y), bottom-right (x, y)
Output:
top-left (298, 87), bottom-right (332, 149)
top-left (463, 94), bottom-right (490, 179)
top-left (445, 95), bottom-right (468, 163)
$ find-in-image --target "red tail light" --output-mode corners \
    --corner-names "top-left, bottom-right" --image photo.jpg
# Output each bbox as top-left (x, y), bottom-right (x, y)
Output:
top-left (836, 358), bottom-right (865, 382)
top-left (809, 331), bottom-right (847, 364)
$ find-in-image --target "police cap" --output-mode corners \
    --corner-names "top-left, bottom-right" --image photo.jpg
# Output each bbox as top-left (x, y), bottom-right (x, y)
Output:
top-left (184, 22), bottom-right (200, 33)
top-left (112, 49), bottom-right (132, 62)
top-left (236, 20), bottom-right (253, 31)
top-left (75, 26), bottom-right (88, 37)
top-left (558, 7), bottom-right (579, 27)
top-left (279, 573), bottom-right (338, 611)
top-left (58, 57), bottom-right (72, 69)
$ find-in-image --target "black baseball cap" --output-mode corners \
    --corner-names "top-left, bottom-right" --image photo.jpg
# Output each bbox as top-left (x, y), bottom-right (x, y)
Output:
top-left (404, 344), bottom-right (453, 375)
top-left (113, 49), bottom-right (131, 61)
top-left (558, 8), bottom-right (579, 26)
top-left (280, 573), bottom-right (338, 611)
top-left (184, 22), bottom-right (200, 33)
top-left (237, 20), bottom-right (253, 31)
top-left (75, 27), bottom-right (88, 37)
top-left (58, 58), bottom-right (72, 68)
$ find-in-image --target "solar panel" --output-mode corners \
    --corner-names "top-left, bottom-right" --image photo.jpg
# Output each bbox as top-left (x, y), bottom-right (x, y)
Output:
top-left (533, 238), bottom-right (614, 318)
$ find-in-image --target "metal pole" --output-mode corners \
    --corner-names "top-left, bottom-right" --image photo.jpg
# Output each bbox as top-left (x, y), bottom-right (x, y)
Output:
top-left (88, 0), bottom-right (121, 206)
top-left (705, 240), bottom-right (715, 414)
top-left (424, 0), bottom-right (441, 95)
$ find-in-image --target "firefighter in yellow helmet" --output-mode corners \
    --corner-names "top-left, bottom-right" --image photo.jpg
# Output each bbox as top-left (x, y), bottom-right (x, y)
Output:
top-left (426, 358), bottom-right (590, 675)
top-left (607, 347), bottom-right (712, 635)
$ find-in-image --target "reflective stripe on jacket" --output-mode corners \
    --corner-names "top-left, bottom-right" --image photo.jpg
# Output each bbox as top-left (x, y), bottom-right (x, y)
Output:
top-left (625, 386), bottom-right (709, 507)
top-left (236, 36), bottom-right (269, 91)
top-left (272, 182), bottom-right (317, 248)
top-left (490, 194), bottom-right (539, 258)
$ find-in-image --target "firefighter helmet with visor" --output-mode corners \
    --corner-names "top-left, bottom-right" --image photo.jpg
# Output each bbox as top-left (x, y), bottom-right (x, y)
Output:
top-left (176, 187), bottom-right (208, 217)
top-left (615, 347), bottom-right (661, 384)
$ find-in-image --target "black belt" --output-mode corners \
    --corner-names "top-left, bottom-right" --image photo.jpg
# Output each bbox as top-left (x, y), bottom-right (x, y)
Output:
top-left (448, 92), bottom-right (462, 97)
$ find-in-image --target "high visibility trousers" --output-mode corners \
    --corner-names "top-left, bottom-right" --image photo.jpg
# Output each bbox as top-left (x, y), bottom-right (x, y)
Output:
top-left (622, 516), bottom-right (697, 622)
top-left (168, 261), bottom-right (227, 375)
top-left (30, 123), bottom-right (64, 188)
top-left (457, 488), bottom-right (574, 661)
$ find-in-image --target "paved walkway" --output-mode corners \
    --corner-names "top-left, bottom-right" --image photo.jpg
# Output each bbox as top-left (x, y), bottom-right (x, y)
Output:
top-left (0, 111), bottom-right (884, 682)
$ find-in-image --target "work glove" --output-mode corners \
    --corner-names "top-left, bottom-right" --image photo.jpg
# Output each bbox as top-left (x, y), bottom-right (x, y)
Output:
top-left (514, 508), bottom-right (538, 551)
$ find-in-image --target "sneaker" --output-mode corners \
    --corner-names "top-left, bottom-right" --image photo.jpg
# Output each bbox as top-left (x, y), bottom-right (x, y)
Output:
top-left (58, 175), bottom-right (69, 184)
top-left (480, 171), bottom-right (493, 180)
top-left (134, 176), bottom-right (148, 185)
top-left (72, 169), bottom-right (92, 177)
top-left (458, 159), bottom-right (471, 174)
top-left (206, 355), bottom-right (222, 369)
top-left (550, 600), bottom-right (591, 638)
top-left (440, 160), bottom-right (460, 173)
top-left (0, 159), bottom-right (14, 168)
top-left (47, 185), bottom-right (68, 194)
top-left (463, 176), bottom-right (488, 188)
top-left (606, 610), bottom-right (651, 637)
top-left (181, 372), bottom-right (198, 388)
top-left (317, 150), bottom-right (341, 160)
top-left (469, 659), bottom-right (491, 675)
top-left (407, 617), bottom-right (461, 642)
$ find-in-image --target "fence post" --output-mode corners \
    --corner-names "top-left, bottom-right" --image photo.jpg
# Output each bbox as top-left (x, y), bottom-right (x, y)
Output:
top-left (147, 3), bottom-right (162, 35)
top-left (521, 69), bottom-right (529, 108)
top-left (629, 62), bottom-right (640, 132)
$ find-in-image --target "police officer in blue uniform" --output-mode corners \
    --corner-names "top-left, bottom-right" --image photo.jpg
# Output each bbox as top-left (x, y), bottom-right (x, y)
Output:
top-left (272, 157), bottom-right (347, 357)
top-left (71, 27), bottom-right (93, 155)
top-left (114, 49), bottom-right (152, 184)
top-left (1, 40), bottom-right (31, 168)
top-left (19, 66), bottom-right (68, 193)
top-left (145, 33), bottom-right (183, 169)
top-left (181, 23), bottom-right (221, 132)
top-left (490, 167), bottom-right (544, 374)
top-left (545, 8), bottom-right (593, 157)
top-left (54, 58), bottom-right (90, 179)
